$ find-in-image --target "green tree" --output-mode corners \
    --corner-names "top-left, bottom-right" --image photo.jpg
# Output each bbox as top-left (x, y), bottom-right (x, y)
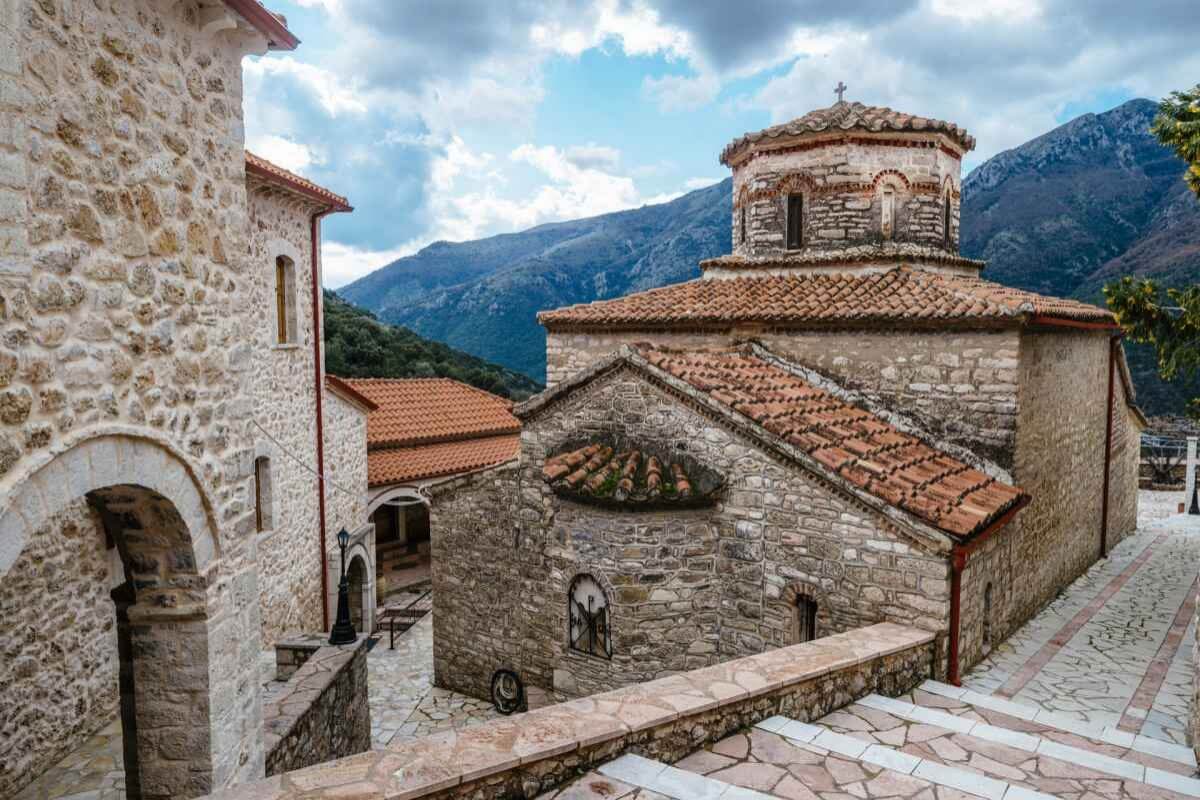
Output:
top-left (1103, 86), bottom-right (1200, 415)
top-left (1151, 84), bottom-right (1200, 197)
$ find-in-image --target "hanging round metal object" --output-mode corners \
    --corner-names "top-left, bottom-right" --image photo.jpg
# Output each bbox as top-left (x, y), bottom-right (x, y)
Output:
top-left (490, 668), bottom-right (525, 715)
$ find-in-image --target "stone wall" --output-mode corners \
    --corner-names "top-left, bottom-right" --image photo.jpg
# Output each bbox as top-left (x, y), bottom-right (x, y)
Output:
top-left (730, 136), bottom-right (962, 256)
top-left (0, 499), bottom-right (120, 797)
top-left (1106, 367), bottom-right (1141, 544)
top-left (431, 366), bottom-right (952, 700)
top-left (247, 187), bottom-right (323, 646)
top-left (203, 623), bottom-right (936, 800)
top-left (0, 0), bottom-right (276, 794)
top-left (544, 327), bottom-right (1021, 468)
top-left (263, 635), bottom-right (371, 776)
top-left (322, 387), bottom-right (369, 545)
top-left (1006, 330), bottom-right (1111, 631)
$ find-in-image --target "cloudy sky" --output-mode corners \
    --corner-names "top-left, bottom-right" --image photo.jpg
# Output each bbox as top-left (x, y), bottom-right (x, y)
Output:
top-left (243, 0), bottom-right (1200, 287)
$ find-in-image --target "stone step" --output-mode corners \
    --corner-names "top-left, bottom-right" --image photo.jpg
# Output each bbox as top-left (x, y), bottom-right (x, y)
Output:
top-left (824, 696), bottom-right (1200, 799)
top-left (918, 679), bottom-right (1198, 768)
top-left (595, 753), bottom-right (776, 799)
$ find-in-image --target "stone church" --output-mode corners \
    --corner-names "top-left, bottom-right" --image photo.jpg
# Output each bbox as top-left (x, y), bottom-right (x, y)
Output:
top-left (431, 100), bottom-right (1145, 707)
top-left (0, 3), bottom-right (373, 798)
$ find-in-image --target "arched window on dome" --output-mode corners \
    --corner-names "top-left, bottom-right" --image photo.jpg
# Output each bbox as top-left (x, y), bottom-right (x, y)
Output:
top-left (739, 206), bottom-right (747, 246)
top-left (786, 194), bottom-right (803, 250)
top-left (880, 186), bottom-right (896, 239)
top-left (943, 192), bottom-right (953, 247)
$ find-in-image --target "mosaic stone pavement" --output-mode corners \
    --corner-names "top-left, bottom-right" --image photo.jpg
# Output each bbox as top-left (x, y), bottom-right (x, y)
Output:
top-left (964, 501), bottom-right (1200, 746)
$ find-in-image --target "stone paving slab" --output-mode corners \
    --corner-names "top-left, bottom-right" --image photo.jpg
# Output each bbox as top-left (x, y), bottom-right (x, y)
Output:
top-left (965, 493), bottom-right (1200, 747)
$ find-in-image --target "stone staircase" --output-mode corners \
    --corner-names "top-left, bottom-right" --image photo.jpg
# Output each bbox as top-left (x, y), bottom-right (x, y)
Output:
top-left (547, 680), bottom-right (1200, 800)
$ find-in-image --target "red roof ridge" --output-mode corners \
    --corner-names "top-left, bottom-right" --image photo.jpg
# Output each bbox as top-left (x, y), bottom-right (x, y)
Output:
top-left (245, 150), bottom-right (351, 211)
top-left (324, 374), bottom-right (379, 411)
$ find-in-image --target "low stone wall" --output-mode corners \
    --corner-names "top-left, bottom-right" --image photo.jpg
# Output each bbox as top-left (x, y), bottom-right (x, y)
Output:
top-left (263, 635), bottom-right (372, 776)
top-left (272, 633), bottom-right (326, 682)
top-left (207, 622), bottom-right (934, 799)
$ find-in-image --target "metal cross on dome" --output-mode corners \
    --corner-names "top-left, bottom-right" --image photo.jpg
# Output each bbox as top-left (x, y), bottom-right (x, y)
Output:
top-left (835, 81), bottom-right (848, 103)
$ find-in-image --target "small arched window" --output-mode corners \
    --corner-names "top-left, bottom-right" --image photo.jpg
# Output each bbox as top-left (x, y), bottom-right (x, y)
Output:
top-left (943, 193), bottom-right (953, 247)
top-left (739, 206), bottom-right (747, 246)
top-left (274, 255), bottom-right (298, 344)
top-left (254, 456), bottom-right (273, 533)
top-left (983, 582), bottom-right (994, 651)
top-left (785, 194), bottom-right (803, 250)
top-left (568, 573), bottom-right (611, 658)
top-left (794, 594), bottom-right (818, 644)
top-left (880, 187), bottom-right (896, 239)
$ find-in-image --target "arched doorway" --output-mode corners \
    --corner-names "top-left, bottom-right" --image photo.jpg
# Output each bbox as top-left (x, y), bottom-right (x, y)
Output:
top-left (368, 490), bottom-right (431, 604)
top-left (347, 555), bottom-right (369, 633)
top-left (0, 432), bottom-right (257, 800)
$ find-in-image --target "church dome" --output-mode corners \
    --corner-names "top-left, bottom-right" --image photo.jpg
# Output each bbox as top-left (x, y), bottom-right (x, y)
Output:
top-left (720, 100), bottom-right (975, 167)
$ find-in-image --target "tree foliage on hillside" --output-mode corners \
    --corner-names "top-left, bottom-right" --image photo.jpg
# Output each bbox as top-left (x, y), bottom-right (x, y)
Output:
top-left (323, 290), bottom-right (542, 400)
top-left (1104, 89), bottom-right (1200, 416)
top-left (1152, 84), bottom-right (1200, 197)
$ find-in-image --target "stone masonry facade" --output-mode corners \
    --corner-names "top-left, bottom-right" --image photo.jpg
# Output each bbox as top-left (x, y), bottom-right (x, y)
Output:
top-left (432, 365), bottom-right (954, 701)
top-left (0, 2), bottom-right (367, 798)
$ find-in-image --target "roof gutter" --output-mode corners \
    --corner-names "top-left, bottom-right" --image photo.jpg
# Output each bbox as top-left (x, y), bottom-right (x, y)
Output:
top-left (947, 494), bottom-right (1031, 685)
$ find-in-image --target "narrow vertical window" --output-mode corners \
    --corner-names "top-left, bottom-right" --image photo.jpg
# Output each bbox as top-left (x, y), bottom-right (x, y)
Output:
top-left (739, 206), bottom-right (747, 245)
top-left (786, 194), bottom-right (803, 250)
top-left (794, 594), bottom-right (818, 644)
top-left (881, 187), bottom-right (895, 239)
top-left (943, 194), bottom-right (952, 247)
top-left (983, 583), bottom-right (994, 651)
top-left (275, 257), bottom-right (288, 344)
top-left (255, 456), bottom-right (273, 532)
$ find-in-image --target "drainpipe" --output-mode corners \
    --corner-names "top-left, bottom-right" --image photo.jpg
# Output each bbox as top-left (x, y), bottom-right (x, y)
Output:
top-left (311, 208), bottom-right (335, 630)
top-left (1099, 334), bottom-right (1121, 560)
top-left (946, 495), bottom-right (1030, 685)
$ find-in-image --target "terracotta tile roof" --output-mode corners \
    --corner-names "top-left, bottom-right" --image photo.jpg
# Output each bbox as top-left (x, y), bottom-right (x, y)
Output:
top-left (721, 101), bottom-right (975, 165)
top-left (222, 0), bottom-right (299, 50)
top-left (543, 443), bottom-right (723, 509)
top-left (245, 151), bottom-right (351, 211)
top-left (367, 435), bottom-right (519, 487)
top-left (538, 267), bottom-right (1115, 331)
top-left (638, 345), bottom-right (1027, 540)
top-left (324, 375), bottom-right (378, 411)
top-left (342, 378), bottom-right (519, 449)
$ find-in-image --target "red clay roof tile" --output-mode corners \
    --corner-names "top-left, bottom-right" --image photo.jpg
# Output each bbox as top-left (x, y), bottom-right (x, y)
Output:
top-left (245, 151), bottom-right (351, 210)
top-left (538, 267), bottom-right (1114, 331)
top-left (367, 435), bottom-right (519, 487)
top-left (639, 345), bottom-right (1027, 540)
top-left (343, 378), bottom-right (520, 450)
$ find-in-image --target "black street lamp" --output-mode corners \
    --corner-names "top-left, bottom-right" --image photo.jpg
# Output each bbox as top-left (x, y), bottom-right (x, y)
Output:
top-left (329, 527), bottom-right (357, 645)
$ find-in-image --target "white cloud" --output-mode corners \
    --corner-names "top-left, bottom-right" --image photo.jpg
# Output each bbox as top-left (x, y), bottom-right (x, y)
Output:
top-left (321, 241), bottom-right (416, 288)
top-left (246, 134), bottom-right (323, 172)
top-left (565, 143), bottom-right (621, 170)
top-left (683, 177), bottom-right (721, 190)
top-left (642, 72), bottom-right (720, 112)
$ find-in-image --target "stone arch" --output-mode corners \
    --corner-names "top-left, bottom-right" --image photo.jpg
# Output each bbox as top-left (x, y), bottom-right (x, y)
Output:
top-left (0, 428), bottom-right (245, 800)
top-left (775, 172), bottom-right (816, 196)
top-left (871, 169), bottom-right (911, 191)
top-left (366, 484), bottom-right (430, 516)
top-left (346, 552), bottom-right (369, 633)
top-left (566, 571), bottom-right (612, 659)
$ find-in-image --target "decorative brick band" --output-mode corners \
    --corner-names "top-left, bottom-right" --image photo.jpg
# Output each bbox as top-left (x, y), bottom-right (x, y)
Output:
top-left (729, 134), bottom-right (964, 169)
top-left (205, 623), bottom-right (935, 800)
top-left (733, 172), bottom-right (958, 209)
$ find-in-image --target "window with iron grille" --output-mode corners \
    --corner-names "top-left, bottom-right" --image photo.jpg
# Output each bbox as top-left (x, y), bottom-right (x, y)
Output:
top-left (568, 573), bottom-right (611, 658)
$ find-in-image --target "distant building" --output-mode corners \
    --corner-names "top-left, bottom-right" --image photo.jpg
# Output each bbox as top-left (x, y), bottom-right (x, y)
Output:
top-left (432, 100), bottom-right (1145, 705)
top-left (341, 377), bottom-right (520, 608)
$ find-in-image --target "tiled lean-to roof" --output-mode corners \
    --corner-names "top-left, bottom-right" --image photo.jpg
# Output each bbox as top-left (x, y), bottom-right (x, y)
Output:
top-left (343, 378), bottom-right (519, 449)
top-left (245, 151), bottom-right (352, 211)
top-left (637, 345), bottom-right (1027, 540)
top-left (721, 100), bottom-right (976, 165)
top-left (542, 443), bottom-right (723, 509)
top-left (366, 435), bottom-right (520, 487)
top-left (342, 378), bottom-right (521, 486)
top-left (538, 267), bottom-right (1115, 331)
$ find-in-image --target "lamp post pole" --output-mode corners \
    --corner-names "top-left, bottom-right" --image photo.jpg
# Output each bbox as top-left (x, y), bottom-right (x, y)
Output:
top-left (329, 528), bottom-right (357, 645)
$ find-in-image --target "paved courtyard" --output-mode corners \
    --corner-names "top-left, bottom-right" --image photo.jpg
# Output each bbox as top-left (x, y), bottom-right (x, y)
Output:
top-left (15, 491), bottom-right (1200, 799)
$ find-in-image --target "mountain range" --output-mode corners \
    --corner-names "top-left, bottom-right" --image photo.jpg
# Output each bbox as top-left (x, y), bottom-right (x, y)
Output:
top-left (338, 98), bottom-right (1200, 417)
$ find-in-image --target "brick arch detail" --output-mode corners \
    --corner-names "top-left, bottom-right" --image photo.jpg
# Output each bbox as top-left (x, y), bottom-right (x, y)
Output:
top-left (872, 168), bottom-right (912, 191)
